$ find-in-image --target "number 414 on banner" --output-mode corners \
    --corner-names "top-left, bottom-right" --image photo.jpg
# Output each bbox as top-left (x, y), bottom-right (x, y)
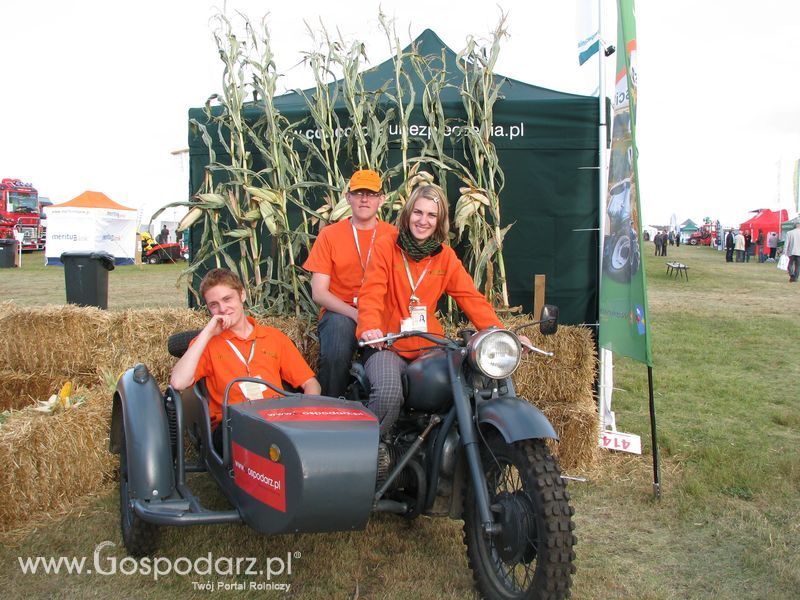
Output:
top-left (599, 430), bottom-right (642, 454)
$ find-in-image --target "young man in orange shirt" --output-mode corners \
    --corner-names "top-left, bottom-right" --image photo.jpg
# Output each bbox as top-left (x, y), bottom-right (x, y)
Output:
top-left (303, 169), bottom-right (396, 397)
top-left (170, 268), bottom-right (320, 449)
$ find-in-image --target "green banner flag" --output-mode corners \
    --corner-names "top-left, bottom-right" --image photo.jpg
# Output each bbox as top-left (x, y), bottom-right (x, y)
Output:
top-left (599, 0), bottom-right (653, 366)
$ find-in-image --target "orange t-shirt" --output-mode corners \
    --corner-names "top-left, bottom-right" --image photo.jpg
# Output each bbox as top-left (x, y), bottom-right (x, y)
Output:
top-left (356, 232), bottom-right (502, 359)
top-left (303, 218), bottom-right (397, 308)
top-left (191, 317), bottom-right (315, 426)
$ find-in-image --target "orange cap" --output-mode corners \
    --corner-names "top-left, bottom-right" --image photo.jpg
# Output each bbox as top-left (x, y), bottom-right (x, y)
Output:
top-left (349, 169), bottom-right (382, 193)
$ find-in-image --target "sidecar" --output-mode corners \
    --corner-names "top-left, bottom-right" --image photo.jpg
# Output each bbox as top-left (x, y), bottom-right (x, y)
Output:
top-left (109, 358), bottom-right (379, 556)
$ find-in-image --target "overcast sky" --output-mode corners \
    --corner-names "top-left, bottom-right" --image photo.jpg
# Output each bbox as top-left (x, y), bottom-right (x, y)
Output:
top-left (1, 0), bottom-right (798, 229)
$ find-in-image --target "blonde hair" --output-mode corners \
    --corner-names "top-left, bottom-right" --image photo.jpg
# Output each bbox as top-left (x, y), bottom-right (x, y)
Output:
top-left (398, 184), bottom-right (450, 244)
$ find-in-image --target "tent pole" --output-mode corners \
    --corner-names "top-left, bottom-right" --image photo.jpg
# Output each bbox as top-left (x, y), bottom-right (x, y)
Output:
top-left (597, 0), bottom-right (613, 431)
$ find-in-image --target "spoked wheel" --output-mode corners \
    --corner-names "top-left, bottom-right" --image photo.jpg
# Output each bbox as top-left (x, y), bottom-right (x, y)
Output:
top-left (119, 428), bottom-right (161, 556)
top-left (464, 434), bottom-right (576, 599)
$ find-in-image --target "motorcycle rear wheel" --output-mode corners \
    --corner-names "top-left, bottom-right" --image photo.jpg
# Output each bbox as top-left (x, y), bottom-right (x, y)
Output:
top-left (464, 434), bottom-right (576, 599)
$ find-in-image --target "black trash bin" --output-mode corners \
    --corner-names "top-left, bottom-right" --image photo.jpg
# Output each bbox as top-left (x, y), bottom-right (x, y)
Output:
top-left (0, 239), bottom-right (18, 268)
top-left (61, 251), bottom-right (116, 309)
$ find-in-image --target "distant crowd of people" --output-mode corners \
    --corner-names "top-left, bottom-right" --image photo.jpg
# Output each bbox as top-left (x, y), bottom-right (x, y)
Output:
top-left (724, 228), bottom-right (778, 263)
top-left (649, 223), bottom-right (800, 284)
top-left (652, 230), bottom-right (677, 256)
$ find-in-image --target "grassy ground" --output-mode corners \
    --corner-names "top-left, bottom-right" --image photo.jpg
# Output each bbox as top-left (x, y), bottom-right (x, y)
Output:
top-left (0, 245), bottom-right (798, 598)
top-left (0, 252), bottom-right (188, 309)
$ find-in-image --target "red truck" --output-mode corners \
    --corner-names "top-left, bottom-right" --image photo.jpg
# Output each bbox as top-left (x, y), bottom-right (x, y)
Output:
top-left (0, 178), bottom-right (42, 250)
top-left (688, 222), bottom-right (716, 246)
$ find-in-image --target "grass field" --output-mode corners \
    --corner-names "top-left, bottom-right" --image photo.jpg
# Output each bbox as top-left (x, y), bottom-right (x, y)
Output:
top-left (0, 252), bottom-right (188, 309)
top-left (0, 245), bottom-right (798, 599)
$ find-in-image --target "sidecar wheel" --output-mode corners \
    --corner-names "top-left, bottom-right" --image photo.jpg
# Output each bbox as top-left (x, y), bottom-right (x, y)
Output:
top-left (119, 428), bottom-right (161, 557)
top-left (463, 434), bottom-right (576, 599)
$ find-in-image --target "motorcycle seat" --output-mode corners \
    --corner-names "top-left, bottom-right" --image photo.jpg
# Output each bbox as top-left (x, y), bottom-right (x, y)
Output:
top-left (348, 360), bottom-right (409, 404)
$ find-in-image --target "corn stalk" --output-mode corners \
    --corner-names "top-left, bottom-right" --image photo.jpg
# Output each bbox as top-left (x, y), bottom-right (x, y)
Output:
top-left (453, 16), bottom-right (511, 307)
top-left (170, 10), bottom-right (514, 317)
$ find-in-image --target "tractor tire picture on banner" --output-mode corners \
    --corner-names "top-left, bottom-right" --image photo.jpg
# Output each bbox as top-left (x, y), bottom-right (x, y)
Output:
top-left (603, 228), bottom-right (641, 283)
top-left (603, 178), bottom-right (641, 283)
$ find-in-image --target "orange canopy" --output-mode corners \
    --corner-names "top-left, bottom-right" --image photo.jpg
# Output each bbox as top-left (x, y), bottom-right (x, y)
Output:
top-left (52, 191), bottom-right (135, 211)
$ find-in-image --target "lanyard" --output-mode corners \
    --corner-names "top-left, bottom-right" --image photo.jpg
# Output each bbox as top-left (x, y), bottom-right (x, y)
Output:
top-left (351, 220), bottom-right (377, 273)
top-left (226, 339), bottom-right (256, 376)
top-left (401, 251), bottom-right (430, 304)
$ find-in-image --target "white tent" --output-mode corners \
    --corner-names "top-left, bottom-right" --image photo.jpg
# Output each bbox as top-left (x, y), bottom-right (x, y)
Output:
top-left (642, 225), bottom-right (658, 241)
top-left (45, 191), bottom-right (138, 265)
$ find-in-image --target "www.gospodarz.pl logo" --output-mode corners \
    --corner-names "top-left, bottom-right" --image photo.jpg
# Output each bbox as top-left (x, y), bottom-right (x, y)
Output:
top-left (17, 540), bottom-right (297, 590)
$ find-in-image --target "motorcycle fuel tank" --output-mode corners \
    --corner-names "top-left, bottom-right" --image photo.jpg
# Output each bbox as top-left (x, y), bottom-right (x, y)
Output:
top-left (228, 396), bottom-right (379, 535)
top-left (404, 349), bottom-right (453, 412)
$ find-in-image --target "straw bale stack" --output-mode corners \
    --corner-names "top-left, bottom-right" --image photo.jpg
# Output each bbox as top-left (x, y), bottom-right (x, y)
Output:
top-left (0, 304), bottom-right (598, 535)
top-left (0, 386), bottom-right (115, 534)
top-left (0, 303), bottom-right (320, 389)
top-left (502, 316), bottom-right (598, 469)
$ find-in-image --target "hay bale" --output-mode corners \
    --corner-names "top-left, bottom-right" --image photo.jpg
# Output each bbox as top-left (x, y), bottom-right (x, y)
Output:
top-left (537, 400), bottom-right (601, 471)
top-left (0, 302), bottom-right (112, 379)
top-left (509, 324), bottom-right (597, 406)
top-left (502, 317), bottom-right (598, 470)
top-left (0, 386), bottom-right (116, 534)
top-left (102, 308), bottom-right (208, 384)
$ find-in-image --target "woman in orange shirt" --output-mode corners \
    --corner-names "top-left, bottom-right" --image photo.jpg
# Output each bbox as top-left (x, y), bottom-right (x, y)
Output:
top-left (357, 184), bottom-right (529, 433)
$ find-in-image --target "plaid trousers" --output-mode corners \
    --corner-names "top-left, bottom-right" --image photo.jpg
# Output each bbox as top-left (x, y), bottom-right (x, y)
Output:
top-left (364, 349), bottom-right (409, 434)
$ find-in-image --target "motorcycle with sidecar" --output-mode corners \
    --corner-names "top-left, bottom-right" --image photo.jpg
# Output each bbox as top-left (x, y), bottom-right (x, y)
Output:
top-left (110, 305), bottom-right (576, 599)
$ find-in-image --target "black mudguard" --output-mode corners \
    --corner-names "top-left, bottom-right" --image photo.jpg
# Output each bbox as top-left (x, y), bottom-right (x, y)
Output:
top-left (110, 364), bottom-right (176, 501)
top-left (477, 396), bottom-right (558, 443)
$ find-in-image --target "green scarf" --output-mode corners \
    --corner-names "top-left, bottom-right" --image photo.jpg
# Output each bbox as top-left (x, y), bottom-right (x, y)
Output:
top-left (398, 227), bottom-right (442, 262)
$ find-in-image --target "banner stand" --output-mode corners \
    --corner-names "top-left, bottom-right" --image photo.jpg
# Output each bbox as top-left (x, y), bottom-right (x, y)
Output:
top-left (647, 366), bottom-right (661, 498)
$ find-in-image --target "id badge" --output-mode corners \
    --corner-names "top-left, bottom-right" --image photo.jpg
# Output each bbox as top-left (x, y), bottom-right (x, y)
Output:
top-left (409, 305), bottom-right (428, 332)
top-left (239, 376), bottom-right (267, 401)
top-left (400, 317), bottom-right (414, 332)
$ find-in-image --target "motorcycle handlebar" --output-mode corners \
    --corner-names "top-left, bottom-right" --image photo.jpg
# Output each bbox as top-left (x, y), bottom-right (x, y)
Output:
top-left (359, 330), bottom-right (554, 357)
top-left (358, 330), bottom-right (452, 348)
top-left (520, 340), bottom-right (554, 357)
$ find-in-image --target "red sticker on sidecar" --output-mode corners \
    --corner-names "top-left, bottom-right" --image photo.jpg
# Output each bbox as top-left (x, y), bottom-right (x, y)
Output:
top-left (258, 406), bottom-right (377, 422)
top-left (232, 442), bottom-right (286, 512)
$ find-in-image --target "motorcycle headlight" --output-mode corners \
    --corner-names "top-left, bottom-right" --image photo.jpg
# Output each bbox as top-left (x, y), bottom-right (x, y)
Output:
top-left (467, 329), bottom-right (521, 379)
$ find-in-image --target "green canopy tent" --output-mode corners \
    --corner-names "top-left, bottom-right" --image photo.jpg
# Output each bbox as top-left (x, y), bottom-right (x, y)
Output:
top-left (679, 219), bottom-right (699, 233)
top-left (781, 214), bottom-right (800, 234)
top-left (188, 29), bottom-right (600, 325)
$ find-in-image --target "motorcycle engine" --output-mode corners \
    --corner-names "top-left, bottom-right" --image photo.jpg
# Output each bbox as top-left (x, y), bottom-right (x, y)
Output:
top-left (376, 434), bottom-right (419, 491)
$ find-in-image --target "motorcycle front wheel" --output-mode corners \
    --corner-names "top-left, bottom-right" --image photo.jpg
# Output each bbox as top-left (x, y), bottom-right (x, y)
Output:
top-left (119, 427), bottom-right (161, 557)
top-left (463, 434), bottom-right (576, 599)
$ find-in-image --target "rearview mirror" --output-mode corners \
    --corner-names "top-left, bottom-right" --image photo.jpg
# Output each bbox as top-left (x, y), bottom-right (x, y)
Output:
top-left (539, 304), bottom-right (559, 336)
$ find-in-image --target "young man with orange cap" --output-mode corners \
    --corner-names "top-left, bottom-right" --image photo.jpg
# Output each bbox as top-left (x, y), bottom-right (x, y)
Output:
top-left (303, 169), bottom-right (397, 397)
